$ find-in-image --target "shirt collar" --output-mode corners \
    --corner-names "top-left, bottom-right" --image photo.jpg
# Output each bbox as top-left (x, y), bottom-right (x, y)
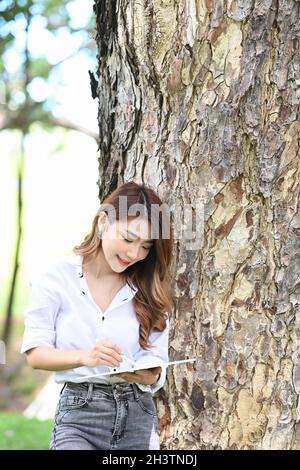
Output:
top-left (65, 252), bottom-right (138, 297)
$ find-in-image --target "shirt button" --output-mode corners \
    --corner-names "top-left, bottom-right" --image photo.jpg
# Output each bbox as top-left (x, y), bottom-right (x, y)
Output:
top-left (102, 316), bottom-right (105, 321)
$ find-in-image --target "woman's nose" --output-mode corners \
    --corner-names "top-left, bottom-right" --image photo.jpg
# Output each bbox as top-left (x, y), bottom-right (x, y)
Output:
top-left (126, 245), bottom-right (140, 260)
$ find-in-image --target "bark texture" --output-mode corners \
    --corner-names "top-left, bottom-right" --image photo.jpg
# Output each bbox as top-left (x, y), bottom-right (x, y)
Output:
top-left (94, 0), bottom-right (300, 449)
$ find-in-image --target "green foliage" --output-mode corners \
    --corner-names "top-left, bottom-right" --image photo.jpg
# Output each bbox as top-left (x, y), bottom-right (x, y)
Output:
top-left (0, 413), bottom-right (53, 450)
top-left (0, 0), bottom-right (95, 131)
top-left (28, 57), bottom-right (52, 80)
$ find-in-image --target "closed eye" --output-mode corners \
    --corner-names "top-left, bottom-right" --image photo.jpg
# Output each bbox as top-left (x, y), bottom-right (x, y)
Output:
top-left (122, 236), bottom-right (152, 250)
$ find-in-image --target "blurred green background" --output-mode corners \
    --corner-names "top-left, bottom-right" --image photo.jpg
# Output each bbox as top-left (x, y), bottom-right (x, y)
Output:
top-left (0, 0), bottom-right (99, 449)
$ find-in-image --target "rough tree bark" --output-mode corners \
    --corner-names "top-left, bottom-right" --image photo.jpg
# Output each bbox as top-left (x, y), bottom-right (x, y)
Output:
top-left (93, 0), bottom-right (300, 449)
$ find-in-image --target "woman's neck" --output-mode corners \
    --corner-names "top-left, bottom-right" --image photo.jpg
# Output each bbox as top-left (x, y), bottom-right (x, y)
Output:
top-left (82, 249), bottom-right (125, 283)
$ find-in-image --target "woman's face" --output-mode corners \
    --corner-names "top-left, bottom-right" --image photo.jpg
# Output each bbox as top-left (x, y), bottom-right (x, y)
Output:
top-left (99, 216), bottom-right (153, 272)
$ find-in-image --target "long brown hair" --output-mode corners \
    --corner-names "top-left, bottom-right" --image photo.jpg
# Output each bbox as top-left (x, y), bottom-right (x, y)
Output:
top-left (73, 181), bottom-right (174, 350)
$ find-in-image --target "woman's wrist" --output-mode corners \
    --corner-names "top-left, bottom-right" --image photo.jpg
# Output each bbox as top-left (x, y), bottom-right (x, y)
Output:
top-left (74, 349), bottom-right (84, 367)
top-left (152, 372), bottom-right (161, 385)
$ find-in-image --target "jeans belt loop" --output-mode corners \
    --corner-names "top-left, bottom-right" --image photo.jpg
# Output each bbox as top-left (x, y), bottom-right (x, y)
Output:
top-left (132, 383), bottom-right (140, 399)
top-left (87, 382), bottom-right (94, 401)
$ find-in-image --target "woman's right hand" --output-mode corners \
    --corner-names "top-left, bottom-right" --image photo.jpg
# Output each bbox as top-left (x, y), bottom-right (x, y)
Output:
top-left (79, 340), bottom-right (123, 368)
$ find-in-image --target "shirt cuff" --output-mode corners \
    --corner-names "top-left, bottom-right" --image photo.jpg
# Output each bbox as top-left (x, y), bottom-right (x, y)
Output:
top-left (135, 365), bottom-right (167, 395)
top-left (20, 327), bottom-right (56, 354)
top-left (150, 365), bottom-right (167, 394)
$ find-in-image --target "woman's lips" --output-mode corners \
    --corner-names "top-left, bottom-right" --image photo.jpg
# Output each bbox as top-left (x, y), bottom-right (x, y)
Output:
top-left (117, 255), bottom-right (130, 266)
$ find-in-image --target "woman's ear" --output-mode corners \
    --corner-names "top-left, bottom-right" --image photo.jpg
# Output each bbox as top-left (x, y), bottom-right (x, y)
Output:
top-left (98, 211), bottom-right (108, 230)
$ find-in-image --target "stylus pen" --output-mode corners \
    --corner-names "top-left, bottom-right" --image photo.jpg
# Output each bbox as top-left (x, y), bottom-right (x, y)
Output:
top-left (120, 353), bottom-right (136, 367)
top-left (165, 358), bottom-right (196, 365)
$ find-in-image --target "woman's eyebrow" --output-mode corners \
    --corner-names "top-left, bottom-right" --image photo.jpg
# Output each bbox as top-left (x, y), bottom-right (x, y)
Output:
top-left (126, 230), bottom-right (153, 243)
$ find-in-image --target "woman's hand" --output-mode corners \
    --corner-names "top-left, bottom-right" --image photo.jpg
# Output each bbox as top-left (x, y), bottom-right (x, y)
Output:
top-left (111, 366), bottom-right (162, 386)
top-left (79, 340), bottom-right (123, 368)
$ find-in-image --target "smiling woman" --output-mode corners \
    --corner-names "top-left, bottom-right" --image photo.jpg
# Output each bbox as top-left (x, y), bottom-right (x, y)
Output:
top-left (20, 181), bottom-right (174, 450)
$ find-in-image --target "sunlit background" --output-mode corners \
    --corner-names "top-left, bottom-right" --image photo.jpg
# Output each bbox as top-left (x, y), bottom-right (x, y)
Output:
top-left (1, 0), bottom-right (99, 313)
top-left (0, 0), bottom-right (101, 448)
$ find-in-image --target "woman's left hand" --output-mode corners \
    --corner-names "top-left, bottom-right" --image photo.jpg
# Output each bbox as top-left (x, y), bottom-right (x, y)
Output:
top-left (111, 366), bottom-right (162, 386)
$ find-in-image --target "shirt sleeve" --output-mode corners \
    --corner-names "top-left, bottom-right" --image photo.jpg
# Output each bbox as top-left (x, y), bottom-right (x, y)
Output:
top-left (133, 315), bottom-right (170, 395)
top-left (20, 272), bottom-right (61, 354)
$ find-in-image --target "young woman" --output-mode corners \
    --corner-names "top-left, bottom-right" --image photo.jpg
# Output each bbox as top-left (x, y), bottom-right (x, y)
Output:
top-left (21, 181), bottom-right (174, 450)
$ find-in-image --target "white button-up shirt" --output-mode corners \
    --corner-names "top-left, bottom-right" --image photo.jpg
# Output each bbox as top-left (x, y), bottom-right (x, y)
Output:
top-left (20, 252), bottom-right (169, 395)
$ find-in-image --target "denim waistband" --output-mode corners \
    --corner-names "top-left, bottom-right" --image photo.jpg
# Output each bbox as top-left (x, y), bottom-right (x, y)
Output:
top-left (61, 381), bottom-right (142, 400)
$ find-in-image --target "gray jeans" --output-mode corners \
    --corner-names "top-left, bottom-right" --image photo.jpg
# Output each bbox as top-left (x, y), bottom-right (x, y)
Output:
top-left (50, 381), bottom-right (160, 450)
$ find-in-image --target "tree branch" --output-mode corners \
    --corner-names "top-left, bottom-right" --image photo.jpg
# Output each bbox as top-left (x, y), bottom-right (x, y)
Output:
top-left (0, 109), bottom-right (99, 143)
top-left (49, 115), bottom-right (99, 142)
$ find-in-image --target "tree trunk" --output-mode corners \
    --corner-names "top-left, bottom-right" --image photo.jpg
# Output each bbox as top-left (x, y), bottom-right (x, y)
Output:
top-left (94, 0), bottom-right (300, 449)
